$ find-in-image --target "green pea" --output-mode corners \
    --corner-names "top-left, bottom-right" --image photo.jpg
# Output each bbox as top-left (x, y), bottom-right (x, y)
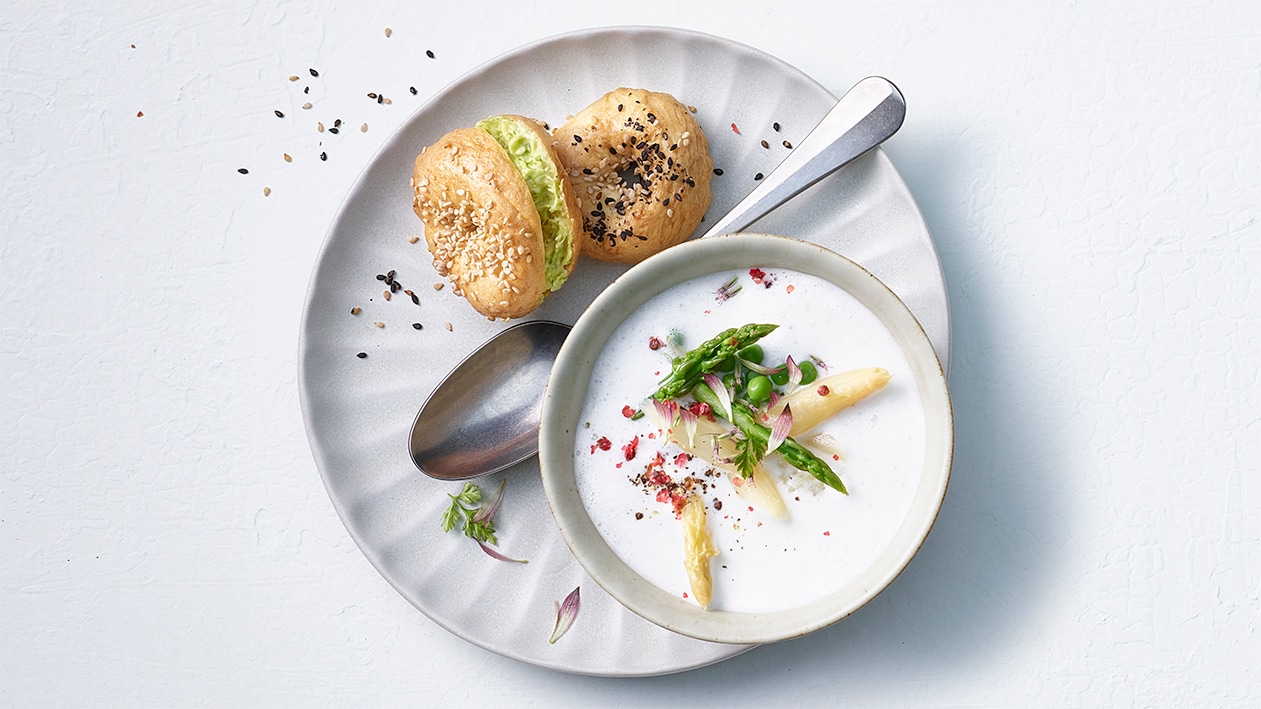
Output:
top-left (798, 360), bottom-right (819, 385)
top-left (746, 375), bottom-right (772, 404)
top-left (770, 366), bottom-right (790, 386)
top-left (716, 357), bottom-right (736, 372)
top-left (736, 344), bottom-right (764, 364)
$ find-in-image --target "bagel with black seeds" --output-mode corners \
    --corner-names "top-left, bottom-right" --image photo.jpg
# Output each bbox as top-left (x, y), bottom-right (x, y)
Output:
top-left (553, 88), bottom-right (713, 264)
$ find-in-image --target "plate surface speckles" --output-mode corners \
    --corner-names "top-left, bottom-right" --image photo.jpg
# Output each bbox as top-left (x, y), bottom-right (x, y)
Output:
top-left (298, 27), bottom-right (949, 676)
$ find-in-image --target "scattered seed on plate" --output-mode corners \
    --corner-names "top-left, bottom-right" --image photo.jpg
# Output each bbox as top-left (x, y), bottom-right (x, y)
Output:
top-left (360, 123), bottom-right (368, 133)
top-left (376, 273), bottom-right (387, 281)
top-left (412, 323), bottom-right (423, 330)
top-left (334, 119), bottom-right (341, 127)
top-left (409, 86), bottom-right (418, 95)
top-left (309, 68), bottom-right (319, 77)
top-left (289, 75), bottom-right (300, 82)
top-left (350, 307), bottom-right (361, 315)
top-left (760, 139), bottom-right (769, 149)
top-left (444, 322), bottom-right (452, 331)
top-left (783, 140), bottom-right (793, 149)
top-left (356, 352), bottom-right (368, 359)
top-left (317, 122), bottom-right (324, 132)
top-left (319, 151), bottom-right (327, 161)
top-left (283, 153), bottom-right (292, 162)
top-left (303, 86), bottom-right (309, 94)
top-left (274, 110), bottom-right (284, 118)
top-left (302, 102), bottom-right (312, 109)
top-left (367, 92), bottom-right (377, 99)
top-left (329, 126), bottom-right (339, 134)
top-left (405, 289), bottom-right (419, 304)
top-left (374, 321), bottom-right (385, 328)
top-left (426, 50), bottom-right (435, 59)
top-left (237, 168), bottom-right (249, 174)
top-left (754, 172), bottom-right (764, 181)
top-left (408, 236), bottom-right (419, 243)
top-left (687, 105), bottom-right (697, 113)
top-left (383, 290), bottom-right (391, 301)
top-left (433, 282), bottom-right (444, 291)
top-left (263, 186), bottom-right (271, 196)
top-left (136, 111), bottom-right (143, 117)
top-left (384, 27), bottom-right (392, 37)
top-left (382, 97), bottom-right (392, 105)
top-left (713, 168), bottom-right (723, 176)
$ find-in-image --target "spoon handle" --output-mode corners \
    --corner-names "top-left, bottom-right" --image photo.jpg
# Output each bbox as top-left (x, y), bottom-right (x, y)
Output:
top-left (700, 76), bottom-right (906, 239)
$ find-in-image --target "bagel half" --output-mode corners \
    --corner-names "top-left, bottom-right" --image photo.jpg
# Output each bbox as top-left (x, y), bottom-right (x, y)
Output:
top-left (554, 88), bottom-right (713, 264)
top-left (411, 115), bottom-right (580, 319)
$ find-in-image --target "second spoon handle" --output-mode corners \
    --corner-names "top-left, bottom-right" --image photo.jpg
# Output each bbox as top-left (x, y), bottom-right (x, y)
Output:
top-left (700, 76), bottom-right (906, 239)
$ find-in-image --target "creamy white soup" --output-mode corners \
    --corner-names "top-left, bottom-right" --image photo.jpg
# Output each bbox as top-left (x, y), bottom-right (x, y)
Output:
top-left (573, 266), bottom-right (926, 613)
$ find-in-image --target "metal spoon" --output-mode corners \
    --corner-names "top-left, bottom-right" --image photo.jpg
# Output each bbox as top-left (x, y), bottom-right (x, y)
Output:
top-left (409, 77), bottom-right (905, 480)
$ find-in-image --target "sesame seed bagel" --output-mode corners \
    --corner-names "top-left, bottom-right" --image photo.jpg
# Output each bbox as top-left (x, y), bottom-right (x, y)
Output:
top-left (411, 116), bottom-right (580, 320)
top-left (554, 88), bottom-right (713, 264)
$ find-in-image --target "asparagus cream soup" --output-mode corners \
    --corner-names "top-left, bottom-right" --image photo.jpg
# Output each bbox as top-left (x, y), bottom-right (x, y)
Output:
top-left (573, 266), bottom-right (926, 614)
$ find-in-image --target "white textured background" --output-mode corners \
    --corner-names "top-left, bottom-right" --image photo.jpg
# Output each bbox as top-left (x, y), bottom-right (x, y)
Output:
top-left (2, 0), bottom-right (1258, 705)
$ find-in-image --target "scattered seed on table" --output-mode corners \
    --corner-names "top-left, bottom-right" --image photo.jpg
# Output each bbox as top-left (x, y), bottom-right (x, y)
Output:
top-left (356, 352), bottom-right (368, 359)
top-left (760, 139), bottom-right (769, 149)
top-left (444, 322), bottom-right (452, 331)
top-left (405, 289), bottom-right (419, 304)
top-left (374, 321), bottom-right (385, 328)
top-left (376, 95), bottom-right (383, 104)
top-left (426, 50), bottom-right (435, 59)
top-left (263, 186), bottom-right (271, 196)
top-left (329, 126), bottom-right (339, 134)
top-left (754, 172), bottom-right (764, 181)
top-left (302, 102), bottom-right (312, 110)
top-left (687, 105), bottom-right (697, 113)
top-left (309, 68), bottom-right (319, 77)
top-left (783, 140), bottom-right (793, 149)
top-left (303, 86), bottom-right (309, 94)
top-left (409, 86), bottom-right (417, 95)
top-left (333, 119), bottom-right (341, 127)
top-left (383, 290), bottom-right (392, 300)
top-left (713, 168), bottom-right (723, 176)
top-left (274, 110), bottom-right (284, 118)
top-left (773, 122), bottom-right (780, 132)
top-left (237, 168), bottom-right (249, 174)
top-left (289, 75), bottom-right (299, 82)
top-left (412, 323), bottom-right (423, 330)
top-left (367, 92), bottom-right (377, 99)
top-left (283, 153), bottom-right (292, 162)
top-left (376, 274), bottom-right (387, 281)
top-left (360, 123), bottom-right (368, 133)
top-left (384, 27), bottom-right (392, 37)
top-left (382, 97), bottom-right (392, 105)
top-left (350, 307), bottom-right (361, 315)
top-left (319, 151), bottom-right (327, 161)
top-left (407, 236), bottom-right (419, 243)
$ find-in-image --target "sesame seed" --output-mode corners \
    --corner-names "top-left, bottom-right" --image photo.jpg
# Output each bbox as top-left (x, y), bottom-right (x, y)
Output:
top-left (433, 283), bottom-right (444, 290)
top-left (713, 168), bottom-right (723, 176)
top-left (329, 127), bottom-right (339, 134)
top-left (426, 50), bottom-right (435, 59)
top-left (408, 236), bottom-right (419, 243)
top-left (374, 321), bottom-right (385, 328)
top-left (410, 86), bottom-right (417, 95)
top-left (289, 75), bottom-right (299, 82)
top-left (361, 123), bottom-right (368, 132)
top-left (334, 119), bottom-right (341, 127)
top-left (350, 307), bottom-right (361, 315)
top-left (754, 172), bottom-right (764, 181)
top-left (383, 290), bottom-right (391, 301)
top-left (412, 322), bottom-right (422, 330)
top-left (237, 168), bottom-right (249, 174)
top-left (760, 139), bottom-right (769, 149)
top-left (317, 122), bottom-right (324, 132)
top-left (367, 92), bottom-right (377, 99)
top-left (444, 322), bottom-right (452, 331)
top-left (783, 140), bottom-right (793, 149)
top-left (275, 110), bottom-right (284, 118)
top-left (284, 153), bottom-right (292, 162)
top-left (319, 152), bottom-right (327, 161)
top-left (263, 186), bottom-right (271, 196)
top-left (302, 102), bottom-right (312, 109)
top-left (136, 111), bottom-right (143, 117)
top-left (356, 352), bottom-right (367, 358)
top-left (309, 68), bottom-right (319, 77)
top-left (384, 27), bottom-right (392, 37)
top-left (773, 122), bottom-right (781, 131)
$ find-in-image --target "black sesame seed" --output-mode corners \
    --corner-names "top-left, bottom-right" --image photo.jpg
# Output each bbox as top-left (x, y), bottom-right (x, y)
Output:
top-left (773, 121), bottom-right (780, 131)
top-left (319, 152), bottom-right (327, 161)
top-left (356, 352), bottom-right (367, 359)
top-left (713, 168), bottom-right (723, 176)
top-left (367, 92), bottom-right (377, 99)
top-left (608, 147), bottom-right (617, 155)
top-left (754, 172), bottom-right (764, 181)
top-left (237, 168), bottom-right (249, 174)
top-left (783, 140), bottom-right (793, 149)
top-left (376, 274), bottom-right (387, 281)
top-left (412, 322), bottom-right (423, 330)
top-left (410, 86), bottom-right (417, 95)
top-left (328, 126), bottom-right (339, 134)
top-left (309, 68), bottom-right (319, 77)
top-left (275, 110), bottom-right (284, 118)
top-left (760, 139), bottom-right (769, 149)
top-left (333, 119), bottom-right (341, 127)
top-left (425, 50), bottom-right (435, 59)
top-left (573, 135), bottom-right (582, 143)
top-left (376, 95), bottom-right (383, 104)
top-left (617, 104), bottom-right (624, 112)
top-left (303, 86), bottom-right (309, 94)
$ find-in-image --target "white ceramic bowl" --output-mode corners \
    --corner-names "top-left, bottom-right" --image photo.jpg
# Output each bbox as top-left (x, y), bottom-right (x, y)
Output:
top-left (539, 233), bottom-right (953, 644)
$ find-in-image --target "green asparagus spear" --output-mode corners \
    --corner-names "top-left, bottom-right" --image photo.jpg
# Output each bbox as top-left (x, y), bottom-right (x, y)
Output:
top-left (652, 323), bottom-right (778, 401)
top-left (693, 382), bottom-right (847, 494)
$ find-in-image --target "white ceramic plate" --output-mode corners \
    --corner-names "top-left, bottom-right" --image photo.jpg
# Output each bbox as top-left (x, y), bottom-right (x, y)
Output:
top-left (298, 27), bottom-right (949, 676)
top-left (539, 233), bottom-right (953, 644)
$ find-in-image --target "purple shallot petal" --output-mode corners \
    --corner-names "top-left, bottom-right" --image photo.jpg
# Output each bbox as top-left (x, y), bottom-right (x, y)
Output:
top-left (767, 403), bottom-right (793, 455)
top-left (478, 540), bottom-right (527, 563)
top-left (549, 586), bottom-right (581, 644)
top-left (702, 373), bottom-right (733, 421)
top-left (471, 478), bottom-right (506, 524)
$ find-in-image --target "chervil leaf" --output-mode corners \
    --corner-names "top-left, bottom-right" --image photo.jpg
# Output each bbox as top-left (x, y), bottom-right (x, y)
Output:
top-left (733, 435), bottom-right (766, 479)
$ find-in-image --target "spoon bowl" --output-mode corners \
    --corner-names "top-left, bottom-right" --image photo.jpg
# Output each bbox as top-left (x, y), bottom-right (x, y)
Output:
top-left (409, 320), bottom-right (570, 480)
